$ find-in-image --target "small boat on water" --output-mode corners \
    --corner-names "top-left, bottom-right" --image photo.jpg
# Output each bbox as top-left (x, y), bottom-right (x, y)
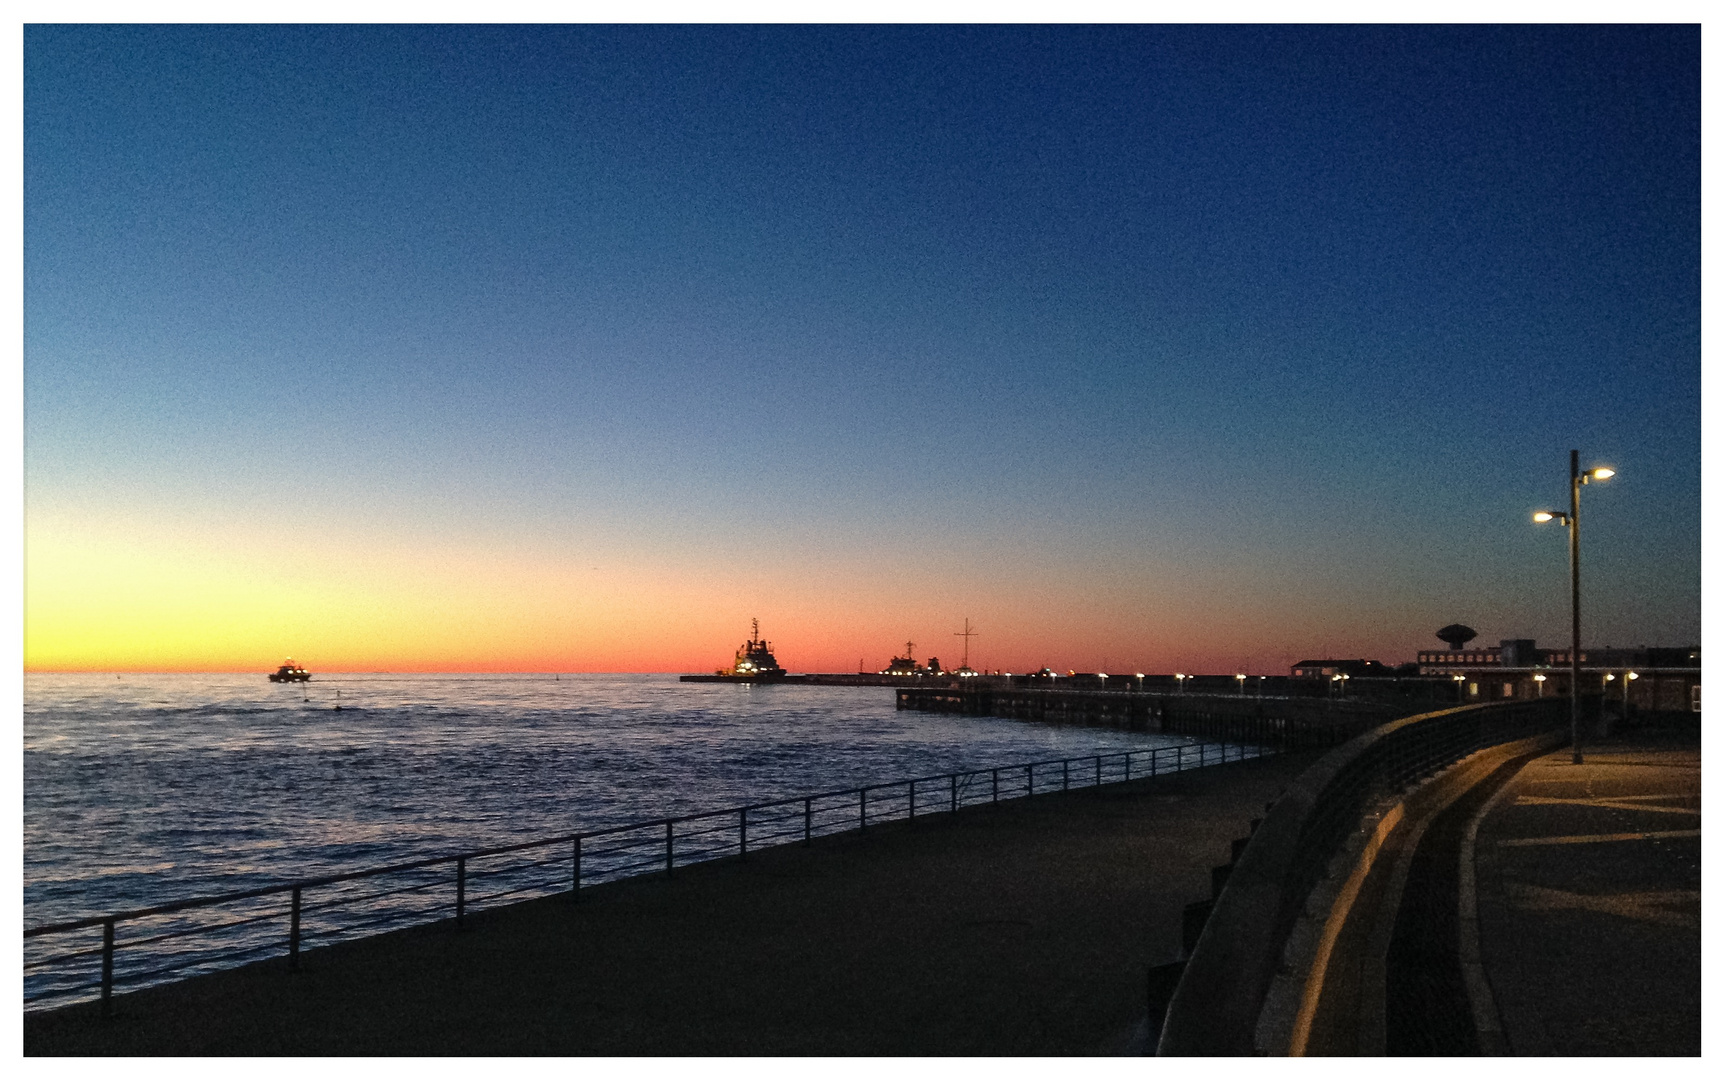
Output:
top-left (269, 660), bottom-right (311, 683)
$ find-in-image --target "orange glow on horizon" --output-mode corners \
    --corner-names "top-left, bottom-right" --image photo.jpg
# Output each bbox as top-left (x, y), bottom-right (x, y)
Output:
top-left (26, 509), bottom-right (1430, 676)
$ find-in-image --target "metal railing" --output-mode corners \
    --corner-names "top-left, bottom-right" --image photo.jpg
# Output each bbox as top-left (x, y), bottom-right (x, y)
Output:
top-left (26, 738), bottom-right (1271, 1013)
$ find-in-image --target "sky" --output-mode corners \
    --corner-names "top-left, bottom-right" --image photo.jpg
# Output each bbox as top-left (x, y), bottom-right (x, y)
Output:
top-left (21, 23), bottom-right (1701, 675)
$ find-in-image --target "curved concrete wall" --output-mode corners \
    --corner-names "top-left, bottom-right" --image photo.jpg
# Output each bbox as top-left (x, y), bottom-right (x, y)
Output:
top-left (1157, 698), bottom-right (1563, 1055)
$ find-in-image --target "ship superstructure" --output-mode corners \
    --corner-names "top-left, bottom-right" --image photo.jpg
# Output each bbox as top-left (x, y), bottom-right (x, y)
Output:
top-left (725, 619), bottom-right (787, 679)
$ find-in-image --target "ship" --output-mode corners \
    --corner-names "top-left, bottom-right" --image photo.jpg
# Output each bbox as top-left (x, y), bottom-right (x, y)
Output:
top-left (269, 659), bottom-right (311, 683)
top-left (724, 619), bottom-right (787, 679)
top-left (679, 620), bottom-right (792, 682)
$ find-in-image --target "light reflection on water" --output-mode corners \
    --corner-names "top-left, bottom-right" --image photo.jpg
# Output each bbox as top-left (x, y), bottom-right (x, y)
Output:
top-left (25, 672), bottom-right (1205, 927)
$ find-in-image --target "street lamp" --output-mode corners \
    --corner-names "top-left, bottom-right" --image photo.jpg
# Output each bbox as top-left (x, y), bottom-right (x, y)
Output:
top-left (1533, 673), bottom-right (1546, 698)
top-left (1174, 673), bottom-right (1187, 695)
top-left (1453, 673), bottom-right (1466, 704)
top-left (1235, 673), bottom-right (1247, 696)
top-left (1533, 450), bottom-right (1614, 764)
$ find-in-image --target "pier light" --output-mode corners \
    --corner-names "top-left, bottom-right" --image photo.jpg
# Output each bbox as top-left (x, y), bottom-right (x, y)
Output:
top-left (1174, 673), bottom-right (1188, 694)
top-left (1532, 451), bottom-right (1616, 763)
top-left (1452, 673), bottom-right (1465, 703)
top-left (1235, 673), bottom-right (1246, 695)
top-left (1533, 673), bottom-right (1546, 697)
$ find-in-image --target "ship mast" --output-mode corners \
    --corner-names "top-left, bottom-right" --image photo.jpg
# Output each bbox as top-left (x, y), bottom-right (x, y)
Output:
top-left (954, 618), bottom-right (978, 670)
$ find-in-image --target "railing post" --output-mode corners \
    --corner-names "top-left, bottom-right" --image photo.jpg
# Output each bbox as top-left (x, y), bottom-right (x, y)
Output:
top-left (803, 797), bottom-right (812, 845)
top-left (1027, 762), bottom-right (1034, 796)
top-left (289, 886), bottom-right (302, 970)
top-left (100, 917), bottom-right (115, 1017)
top-left (909, 780), bottom-right (916, 822)
top-left (1126, 751), bottom-right (1132, 781)
top-left (950, 773), bottom-right (958, 814)
top-left (1063, 759), bottom-right (1070, 791)
top-left (1095, 755), bottom-right (1102, 787)
top-left (665, 821), bottom-right (674, 876)
top-left (456, 857), bottom-right (466, 928)
top-left (992, 767), bottom-right (999, 804)
top-left (572, 836), bottom-right (582, 900)
top-left (860, 788), bottom-right (867, 831)
top-left (739, 807), bottom-right (748, 860)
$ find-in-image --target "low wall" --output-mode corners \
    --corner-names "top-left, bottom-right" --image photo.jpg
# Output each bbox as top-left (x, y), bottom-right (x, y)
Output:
top-left (1157, 697), bottom-right (1565, 1055)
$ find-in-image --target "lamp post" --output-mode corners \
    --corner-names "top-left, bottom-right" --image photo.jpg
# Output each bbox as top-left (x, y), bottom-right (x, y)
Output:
top-left (1453, 673), bottom-right (1466, 704)
top-left (1534, 673), bottom-right (1546, 698)
top-left (1235, 673), bottom-right (1247, 696)
top-left (1174, 673), bottom-right (1187, 695)
top-left (1533, 450), bottom-right (1614, 764)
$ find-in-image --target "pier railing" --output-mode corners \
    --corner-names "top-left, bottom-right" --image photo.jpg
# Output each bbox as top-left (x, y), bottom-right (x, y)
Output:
top-left (25, 738), bottom-right (1271, 1013)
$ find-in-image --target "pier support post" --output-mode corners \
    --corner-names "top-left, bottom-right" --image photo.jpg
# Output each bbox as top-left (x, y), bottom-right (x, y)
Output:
top-left (289, 887), bottom-right (301, 970)
top-left (100, 918), bottom-right (114, 1017)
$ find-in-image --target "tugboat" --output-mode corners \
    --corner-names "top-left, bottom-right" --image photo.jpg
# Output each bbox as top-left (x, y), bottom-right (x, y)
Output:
top-left (269, 659), bottom-right (311, 683)
top-left (678, 620), bottom-right (791, 682)
top-left (725, 619), bottom-right (787, 679)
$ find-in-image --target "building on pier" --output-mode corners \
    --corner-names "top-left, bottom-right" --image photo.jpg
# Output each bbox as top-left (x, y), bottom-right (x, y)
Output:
top-left (1414, 638), bottom-right (1698, 714)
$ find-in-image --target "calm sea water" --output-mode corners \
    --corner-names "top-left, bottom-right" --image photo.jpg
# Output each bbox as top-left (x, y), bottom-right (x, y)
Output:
top-left (25, 673), bottom-right (1205, 932)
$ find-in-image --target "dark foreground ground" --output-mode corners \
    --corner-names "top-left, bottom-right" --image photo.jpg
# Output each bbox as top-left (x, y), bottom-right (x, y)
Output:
top-left (26, 749), bottom-right (1316, 1056)
top-left (1476, 728), bottom-right (1701, 1055)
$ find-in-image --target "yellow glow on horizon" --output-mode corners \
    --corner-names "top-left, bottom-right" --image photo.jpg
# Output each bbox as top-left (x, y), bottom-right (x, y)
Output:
top-left (23, 513), bottom-right (726, 672)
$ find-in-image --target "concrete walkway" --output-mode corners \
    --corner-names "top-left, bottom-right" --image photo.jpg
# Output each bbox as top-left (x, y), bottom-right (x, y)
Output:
top-left (25, 750), bottom-right (1315, 1056)
top-left (1302, 726), bottom-right (1699, 1056)
top-left (1472, 730), bottom-right (1700, 1055)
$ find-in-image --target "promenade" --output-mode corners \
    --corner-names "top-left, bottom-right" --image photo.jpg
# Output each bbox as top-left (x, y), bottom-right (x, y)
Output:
top-left (1303, 726), bottom-right (1700, 1056)
top-left (1472, 730), bottom-right (1700, 1055)
top-left (25, 749), bottom-right (1316, 1056)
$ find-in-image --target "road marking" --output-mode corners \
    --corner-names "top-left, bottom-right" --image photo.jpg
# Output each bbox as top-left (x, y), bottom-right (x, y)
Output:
top-left (1505, 884), bottom-right (1699, 929)
top-left (1514, 795), bottom-right (1699, 815)
top-left (1498, 828), bottom-right (1699, 847)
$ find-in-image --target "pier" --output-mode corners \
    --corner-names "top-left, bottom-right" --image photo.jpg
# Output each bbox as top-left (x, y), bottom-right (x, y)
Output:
top-left (896, 684), bottom-right (1409, 750)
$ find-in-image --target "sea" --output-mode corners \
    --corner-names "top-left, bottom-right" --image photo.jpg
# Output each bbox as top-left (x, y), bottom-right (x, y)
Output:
top-left (24, 672), bottom-right (1219, 1004)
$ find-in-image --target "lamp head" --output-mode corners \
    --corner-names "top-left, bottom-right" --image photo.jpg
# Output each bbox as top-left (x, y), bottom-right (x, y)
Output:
top-left (1588, 467), bottom-right (1615, 481)
top-left (1627, 671), bottom-right (1639, 681)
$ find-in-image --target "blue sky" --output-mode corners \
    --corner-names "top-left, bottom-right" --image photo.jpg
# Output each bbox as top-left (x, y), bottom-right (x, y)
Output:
top-left (23, 24), bottom-right (1701, 672)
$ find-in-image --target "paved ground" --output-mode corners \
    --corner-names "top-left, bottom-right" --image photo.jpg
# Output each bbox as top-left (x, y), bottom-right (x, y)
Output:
top-left (25, 749), bottom-right (1314, 1056)
top-left (1474, 728), bottom-right (1701, 1056)
top-left (1303, 725), bottom-right (1700, 1056)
